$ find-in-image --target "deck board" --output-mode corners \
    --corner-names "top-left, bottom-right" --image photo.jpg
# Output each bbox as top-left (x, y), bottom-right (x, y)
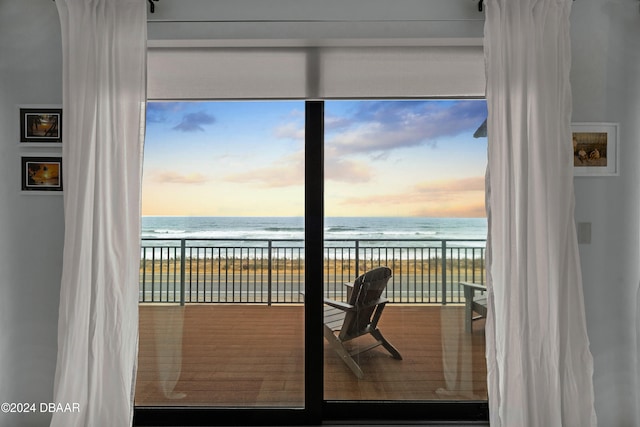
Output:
top-left (135, 304), bottom-right (486, 406)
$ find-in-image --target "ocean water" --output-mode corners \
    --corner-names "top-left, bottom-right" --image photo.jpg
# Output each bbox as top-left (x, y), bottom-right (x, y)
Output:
top-left (140, 216), bottom-right (487, 262)
top-left (141, 216), bottom-right (487, 245)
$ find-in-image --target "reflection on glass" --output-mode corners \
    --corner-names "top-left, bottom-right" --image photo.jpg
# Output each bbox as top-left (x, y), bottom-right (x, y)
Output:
top-left (152, 305), bottom-right (185, 400)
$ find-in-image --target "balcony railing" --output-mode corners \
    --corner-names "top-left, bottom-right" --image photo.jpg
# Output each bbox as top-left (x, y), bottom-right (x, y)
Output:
top-left (139, 238), bottom-right (486, 305)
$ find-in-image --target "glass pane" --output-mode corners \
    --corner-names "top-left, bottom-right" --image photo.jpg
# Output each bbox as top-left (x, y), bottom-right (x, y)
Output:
top-left (136, 101), bottom-right (305, 407)
top-left (322, 99), bottom-right (488, 401)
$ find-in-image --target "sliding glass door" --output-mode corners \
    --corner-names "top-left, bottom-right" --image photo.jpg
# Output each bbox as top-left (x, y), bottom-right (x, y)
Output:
top-left (136, 101), bottom-right (306, 409)
top-left (321, 99), bottom-right (488, 411)
top-left (134, 99), bottom-right (489, 426)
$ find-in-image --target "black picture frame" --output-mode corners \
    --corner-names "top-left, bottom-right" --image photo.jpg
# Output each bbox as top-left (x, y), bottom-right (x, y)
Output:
top-left (21, 156), bottom-right (63, 192)
top-left (20, 107), bottom-right (62, 143)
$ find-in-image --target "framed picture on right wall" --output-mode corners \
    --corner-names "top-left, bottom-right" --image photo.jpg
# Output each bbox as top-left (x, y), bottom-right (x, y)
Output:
top-left (572, 122), bottom-right (619, 176)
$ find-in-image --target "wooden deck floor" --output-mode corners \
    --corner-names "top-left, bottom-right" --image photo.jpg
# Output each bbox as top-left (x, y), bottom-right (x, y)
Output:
top-left (135, 304), bottom-right (487, 407)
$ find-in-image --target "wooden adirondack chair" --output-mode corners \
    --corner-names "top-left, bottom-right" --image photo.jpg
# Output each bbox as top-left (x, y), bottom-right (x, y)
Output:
top-left (323, 266), bottom-right (402, 379)
top-left (459, 281), bottom-right (488, 333)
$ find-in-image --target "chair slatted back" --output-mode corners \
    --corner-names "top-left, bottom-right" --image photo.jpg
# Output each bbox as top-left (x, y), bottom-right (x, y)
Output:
top-left (339, 266), bottom-right (392, 340)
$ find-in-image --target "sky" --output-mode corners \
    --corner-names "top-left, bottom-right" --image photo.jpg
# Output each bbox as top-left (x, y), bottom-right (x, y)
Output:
top-left (142, 99), bottom-right (488, 217)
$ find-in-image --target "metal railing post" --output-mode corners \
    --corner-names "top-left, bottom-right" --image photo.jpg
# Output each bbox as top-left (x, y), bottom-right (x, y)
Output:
top-left (355, 240), bottom-right (360, 277)
top-left (141, 247), bottom-right (147, 303)
top-left (441, 240), bottom-right (447, 305)
top-left (267, 240), bottom-right (273, 306)
top-left (180, 239), bottom-right (186, 306)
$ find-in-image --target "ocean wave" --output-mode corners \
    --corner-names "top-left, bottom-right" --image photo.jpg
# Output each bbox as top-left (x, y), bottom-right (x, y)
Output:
top-left (325, 226), bottom-right (366, 232)
top-left (264, 227), bottom-right (305, 232)
top-left (325, 229), bottom-right (438, 237)
top-left (384, 230), bottom-right (437, 236)
top-left (141, 216), bottom-right (487, 242)
top-left (146, 229), bottom-right (305, 240)
top-left (152, 229), bottom-right (187, 234)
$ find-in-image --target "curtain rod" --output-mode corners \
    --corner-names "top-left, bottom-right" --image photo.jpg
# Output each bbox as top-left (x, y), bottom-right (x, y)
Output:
top-left (147, 18), bottom-right (485, 23)
top-left (146, 0), bottom-right (490, 16)
top-left (53, 0), bottom-right (573, 14)
top-left (52, 0), bottom-right (482, 20)
top-left (476, 0), bottom-right (576, 10)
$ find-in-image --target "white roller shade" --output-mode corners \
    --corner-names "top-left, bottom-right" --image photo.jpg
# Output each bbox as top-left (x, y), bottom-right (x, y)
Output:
top-left (148, 47), bottom-right (309, 100)
top-left (318, 46), bottom-right (485, 98)
top-left (147, 43), bottom-right (485, 100)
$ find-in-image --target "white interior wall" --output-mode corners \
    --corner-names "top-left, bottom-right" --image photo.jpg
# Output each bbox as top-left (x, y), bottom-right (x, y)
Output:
top-left (571, 0), bottom-right (640, 424)
top-left (0, 1), bottom-right (63, 426)
top-left (146, 0), bottom-right (483, 42)
top-left (0, 1), bottom-right (638, 426)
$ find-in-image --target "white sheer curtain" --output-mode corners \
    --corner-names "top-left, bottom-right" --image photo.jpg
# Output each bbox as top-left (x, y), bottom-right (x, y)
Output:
top-left (52, 1), bottom-right (146, 426)
top-left (484, 0), bottom-right (596, 425)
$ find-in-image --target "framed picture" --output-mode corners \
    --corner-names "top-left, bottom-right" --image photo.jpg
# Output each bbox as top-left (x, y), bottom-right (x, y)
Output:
top-left (19, 107), bottom-right (62, 144)
top-left (572, 122), bottom-right (619, 176)
top-left (21, 156), bottom-right (63, 192)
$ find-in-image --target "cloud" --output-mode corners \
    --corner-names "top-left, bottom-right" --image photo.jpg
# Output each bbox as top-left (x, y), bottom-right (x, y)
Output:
top-left (150, 170), bottom-right (209, 184)
top-left (270, 119), bottom-right (373, 184)
top-left (223, 152), bottom-right (304, 188)
top-left (413, 176), bottom-right (485, 194)
top-left (327, 100), bottom-right (487, 156)
top-left (411, 201), bottom-right (487, 218)
top-left (172, 111), bottom-right (216, 132)
top-left (273, 122), bottom-right (305, 140)
top-left (340, 176), bottom-right (486, 217)
top-left (326, 158), bottom-right (372, 183)
top-left (324, 114), bottom-right (352, 131)
top-left (262, 100), bottom-right (487, 186)
top-left (146, 102), bottom-right (188, 124)
top-left (219, 141), bottom-right (372, 187)
top-left (324, 145), bottom-right (372, 183)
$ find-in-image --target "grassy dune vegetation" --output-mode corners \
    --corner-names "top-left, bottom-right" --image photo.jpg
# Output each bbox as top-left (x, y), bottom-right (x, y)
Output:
top-left (140, 257), bottom-right (486, 279)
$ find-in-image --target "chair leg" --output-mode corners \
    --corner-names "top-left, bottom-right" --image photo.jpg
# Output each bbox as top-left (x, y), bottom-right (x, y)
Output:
top-left (464, 298), bottom-right (473, 333)
top-left (323, 326), bottom-right (365, 379)
top-left (371, 329), bottom-right (402, 360)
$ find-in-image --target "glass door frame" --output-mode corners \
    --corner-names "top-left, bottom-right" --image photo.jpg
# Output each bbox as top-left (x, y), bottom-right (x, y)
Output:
top-left (133, 100), bottom-right (489, 426)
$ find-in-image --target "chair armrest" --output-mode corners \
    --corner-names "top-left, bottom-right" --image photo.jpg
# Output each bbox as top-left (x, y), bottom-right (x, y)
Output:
top-left (325, 297), bottom-right (388, 311)
top-left (358, 297), bottom-right (389, 309)
top-left (323, 297), bottom-right (356, 311)
top-left (459, 281), bottom-right (487, 292)
top-left (459, 282), bottom-right (487, 301)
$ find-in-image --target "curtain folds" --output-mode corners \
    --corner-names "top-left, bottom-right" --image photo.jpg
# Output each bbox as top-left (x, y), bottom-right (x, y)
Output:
top-left (52, 1), bottom-right (146, 426)
top-left (483, 0), bottom-right (596, 425)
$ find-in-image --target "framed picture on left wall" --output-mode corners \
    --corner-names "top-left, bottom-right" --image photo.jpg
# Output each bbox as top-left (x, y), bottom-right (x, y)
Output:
top-left (21, 156), bottom-right (63, 192)
top-left (19, 106), bottom-right (62, 144)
